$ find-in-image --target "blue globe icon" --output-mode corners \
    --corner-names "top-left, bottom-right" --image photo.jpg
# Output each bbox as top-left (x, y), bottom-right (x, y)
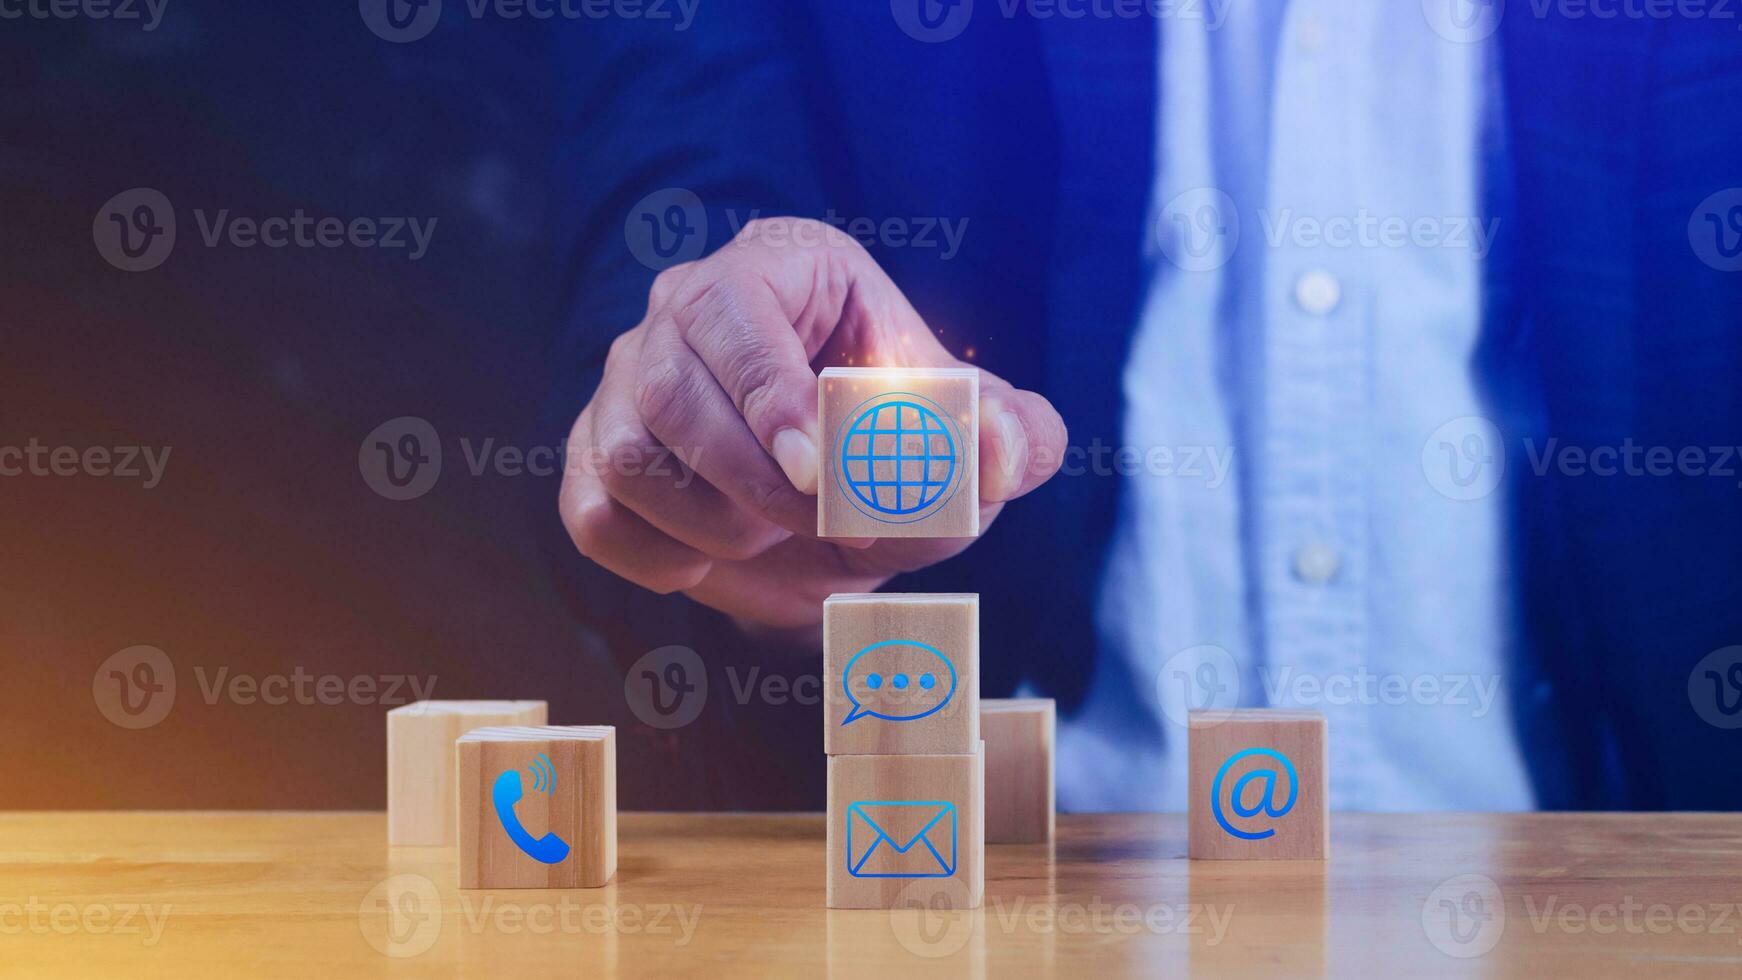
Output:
top-left (840, 397), bottom-right (959, 518)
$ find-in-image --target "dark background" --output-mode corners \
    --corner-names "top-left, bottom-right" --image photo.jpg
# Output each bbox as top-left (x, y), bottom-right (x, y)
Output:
top-left (4, 3), bottom-right (823, 810)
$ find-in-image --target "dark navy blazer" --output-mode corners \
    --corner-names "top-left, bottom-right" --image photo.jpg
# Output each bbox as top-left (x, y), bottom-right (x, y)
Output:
top-left (552, 5), bottom-right (1742, 809)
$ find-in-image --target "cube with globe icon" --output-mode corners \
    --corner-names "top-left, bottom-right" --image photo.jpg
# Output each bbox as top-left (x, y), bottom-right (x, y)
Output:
top-left (819, 367), bottom-right (978, 538)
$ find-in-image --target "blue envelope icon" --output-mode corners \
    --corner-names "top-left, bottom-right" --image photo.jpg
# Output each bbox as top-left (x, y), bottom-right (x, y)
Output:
top-left (845, 800), bottom-right (957, 878)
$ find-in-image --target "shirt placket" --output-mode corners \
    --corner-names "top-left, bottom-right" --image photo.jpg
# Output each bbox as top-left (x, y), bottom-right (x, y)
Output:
top-left (1258, 0), bottom-right (1374, 809)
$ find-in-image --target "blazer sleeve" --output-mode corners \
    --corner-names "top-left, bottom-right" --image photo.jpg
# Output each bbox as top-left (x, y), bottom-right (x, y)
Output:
top-left (544, 5), bottom-right (831, 426)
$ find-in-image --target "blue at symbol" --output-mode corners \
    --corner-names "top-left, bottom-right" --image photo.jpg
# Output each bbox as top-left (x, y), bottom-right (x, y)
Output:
top-left (841, 399), bottom-right (956, 516)
top-left (1210, 748), bottom-right (1298, 841)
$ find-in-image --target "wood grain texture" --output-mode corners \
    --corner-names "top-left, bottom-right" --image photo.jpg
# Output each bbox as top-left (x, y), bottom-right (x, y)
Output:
top-left (4, 811), bottom-right (1742, 977)
top-left (826, 745), bottom-right (985, 909)
top-left (456, 725), bottom-right (616, 888)
top-left (1188, 709), bottom-right (1327, 860)
top-left (981, 698), bottom-right (1054, 844)
top-left (824, 593), bottom-right (979, 755)
top-left (818, 367), bottom-right (978, 538)
top-left (386, 700), bottom-right (546, 846)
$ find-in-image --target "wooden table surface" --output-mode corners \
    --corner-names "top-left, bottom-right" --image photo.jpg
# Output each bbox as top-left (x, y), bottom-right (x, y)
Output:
top-left (2, 811), bottom-right (1739, 977)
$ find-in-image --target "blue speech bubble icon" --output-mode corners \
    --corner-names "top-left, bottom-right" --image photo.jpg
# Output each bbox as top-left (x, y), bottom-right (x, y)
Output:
top-left (842, 640), bottom-right (956, 725)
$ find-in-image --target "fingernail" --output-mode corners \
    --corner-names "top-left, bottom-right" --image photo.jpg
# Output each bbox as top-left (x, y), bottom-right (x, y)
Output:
top-left (772, 427), bottom-right (818, 495)
top-left (986, 409), bottom-right (1027, 502)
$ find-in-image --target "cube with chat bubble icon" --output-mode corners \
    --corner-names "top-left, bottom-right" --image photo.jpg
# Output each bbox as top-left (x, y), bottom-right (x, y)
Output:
top-left (824, 593), bottom-right (979, 756)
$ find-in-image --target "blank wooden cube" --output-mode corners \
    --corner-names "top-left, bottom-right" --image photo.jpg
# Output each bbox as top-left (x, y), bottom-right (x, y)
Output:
top-left (981, 698), bottom-right (1054, 844)
top-left (819, 367), bottom-right (978, 538)
top-left (387, 700), bottom-right (546, 846)
top-left (824, 593), bottom-right (978, 756)
top-left (457, 725), bottom-right (616, 888)
top-left (1188, 710), bottom-right (1327, 860)
top-left (826, 745), bottom-right (984, 910)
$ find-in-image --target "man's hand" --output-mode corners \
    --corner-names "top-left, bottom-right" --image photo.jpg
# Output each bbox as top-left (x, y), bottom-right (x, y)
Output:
top-left (560, 218), bottom-right (1066, 632)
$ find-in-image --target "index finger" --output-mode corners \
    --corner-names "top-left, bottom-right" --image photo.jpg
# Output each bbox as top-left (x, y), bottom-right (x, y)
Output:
top-left (663, 218), bottom-right (957, 496)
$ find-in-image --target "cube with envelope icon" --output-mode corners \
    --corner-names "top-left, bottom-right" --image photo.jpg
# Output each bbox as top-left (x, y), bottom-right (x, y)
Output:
top-left (845, 800), bottom-right (959, 878)
top-left (826, 744), bottom-right (984, 909)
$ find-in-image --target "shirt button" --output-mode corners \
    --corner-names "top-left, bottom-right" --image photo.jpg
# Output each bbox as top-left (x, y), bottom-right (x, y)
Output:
top-left (1294, 270), bottom-right (1341, 315)
top-left (1298, 17), bottom-right (1327, 53)
top-left (1292, 543), bottom-right (1341, 585)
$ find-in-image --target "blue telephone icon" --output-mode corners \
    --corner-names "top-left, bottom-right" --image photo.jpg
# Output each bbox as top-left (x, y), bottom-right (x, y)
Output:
top-left (492, 765), bottom-right (570, 865)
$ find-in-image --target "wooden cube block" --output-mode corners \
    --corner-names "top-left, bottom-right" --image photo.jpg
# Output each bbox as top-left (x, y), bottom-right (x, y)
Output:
top-left (1188, 709), bottom-right (1327, 860)
top-left (826, 745), bottom-right (984, 909)
top-left (387, 700), bottom-right (546, 846)
top-left (457, 725), bottom-right (617, 888)
top-left (819, 367), bottom-right (978, 538)
top-left (824, 593), bottom-right (978, 756)
top-left (981, 698), bottom-right (1054, 844)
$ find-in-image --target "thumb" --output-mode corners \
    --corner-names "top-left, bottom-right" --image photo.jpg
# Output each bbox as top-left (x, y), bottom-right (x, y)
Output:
top-left (978, 379), bottom-right (1068, 504)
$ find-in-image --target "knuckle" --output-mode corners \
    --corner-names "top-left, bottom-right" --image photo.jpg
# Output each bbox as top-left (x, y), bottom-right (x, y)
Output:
top-left (603, 326), bottom-right (643, 372)
top-left (592, 444), bottom-right (637, 498)
top-left (641, 559), bottom-right (712, 595)
top-left (708, 522), bottom-right (785, 563)
top-left (735, 367), bottom-right (786, 429)
top-left (669, 276), bottom-right (788, 422)
top-left (633, 359), bottom-right (703, 438)
top-left (739, 474), bottom-right (792, 520)
top-left (647, 262), bottom-right (696, 309)
top-left (591, 424), bottom-right (653, 496)
top-left (563, 497), bottom-right (616, 559)
top-left (672, 270), bottom-right (748, 335)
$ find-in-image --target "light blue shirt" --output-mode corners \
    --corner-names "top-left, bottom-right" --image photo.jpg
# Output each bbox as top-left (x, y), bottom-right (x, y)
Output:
top-left (1055, 2), bottom-right (1534, 812)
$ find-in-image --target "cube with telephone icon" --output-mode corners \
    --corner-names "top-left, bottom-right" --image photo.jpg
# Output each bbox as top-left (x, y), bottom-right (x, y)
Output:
top-left (457, 725), bottom-right (617, 889)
